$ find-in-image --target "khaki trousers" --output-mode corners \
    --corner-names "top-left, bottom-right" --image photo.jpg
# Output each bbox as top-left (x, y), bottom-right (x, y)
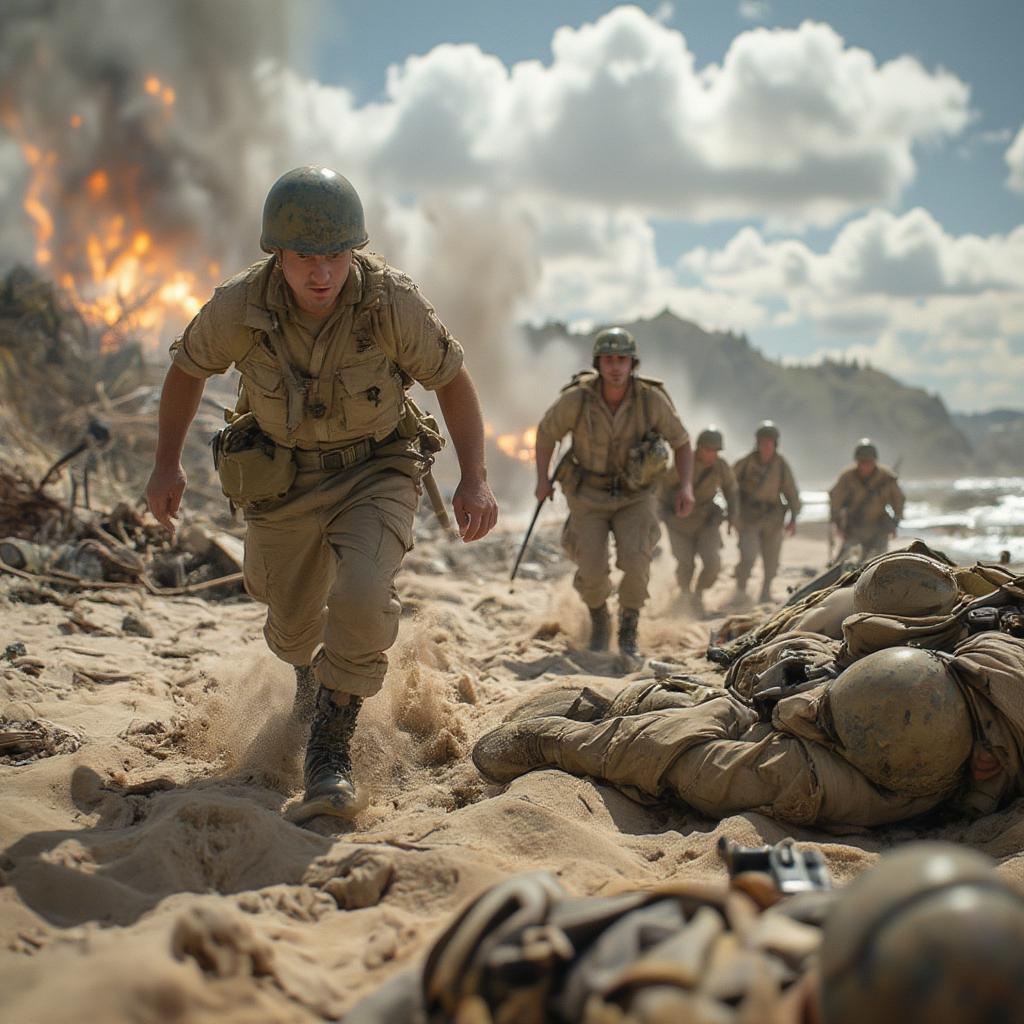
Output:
top-left (242, 461), bottom-right (417, 698)
top-left (562, 485), bottom-right (661, 610)
top-left (664, 516), bottom-right (723, 593)
top-left (527, 685), bottom-right (944, 828)
top-left (736, 518), bottom-right (784, 590)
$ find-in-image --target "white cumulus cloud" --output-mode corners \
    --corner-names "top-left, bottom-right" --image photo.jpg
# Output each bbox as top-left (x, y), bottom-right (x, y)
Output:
top-left (1007, 124), bottom-right (1024, 193)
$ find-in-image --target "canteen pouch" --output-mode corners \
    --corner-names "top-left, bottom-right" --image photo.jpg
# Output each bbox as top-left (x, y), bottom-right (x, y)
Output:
top-left (211, 411), bottom-right (297, 503)
top-left (623, 431), bottom-right (671, 491)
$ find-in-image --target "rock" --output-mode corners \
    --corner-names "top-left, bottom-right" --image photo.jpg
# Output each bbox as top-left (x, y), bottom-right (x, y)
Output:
top-left (121, 613), bottom-right (155, 638)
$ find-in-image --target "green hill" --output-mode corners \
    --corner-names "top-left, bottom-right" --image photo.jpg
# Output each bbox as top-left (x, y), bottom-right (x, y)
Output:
top-left (527, 310), bottom-right (975, 483)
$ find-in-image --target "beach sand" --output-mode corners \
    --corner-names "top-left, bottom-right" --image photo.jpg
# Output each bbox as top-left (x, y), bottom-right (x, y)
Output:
top-left (2, 519), bottom-right (1022, 1021)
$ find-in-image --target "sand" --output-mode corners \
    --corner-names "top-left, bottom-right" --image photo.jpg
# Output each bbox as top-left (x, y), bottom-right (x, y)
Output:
top-left (2, 519), bottom-right (1022, 1022)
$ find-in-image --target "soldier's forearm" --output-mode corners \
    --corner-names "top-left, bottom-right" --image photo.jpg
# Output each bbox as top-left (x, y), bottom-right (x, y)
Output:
top-left (436, 367), bottom-right (488, 483)
top-left (674, 443), bottom-right (693, 490)
top-left (154, 364), bottom-right (206, 469)
top-left (535, 442), bottom-right (555, 483)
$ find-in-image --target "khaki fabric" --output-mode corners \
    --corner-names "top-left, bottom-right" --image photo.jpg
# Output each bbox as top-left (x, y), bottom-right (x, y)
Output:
top-left (346, 870), bottom-right (828, 1024)
top-left (658, 456), bottom-right (738, 532)
top-left (732, 451), bottom-right (801, 526)
top-left (951, 633), bottom-right (1024, 797)
top-left (725, 633), bottom-right (841, 700)
top-left (537, 373), bottom-right (689, 479)
top-left (527, 689), bottom-right (943, 828)
top-left (736, 520), bottom-right (785, 590)
top-left (170, 251), bottom-right (464, 448)
top-left (660, 458), bottom-right (737, 593)
top-left (829, 464), bottom-right (904, 539)
top-left (562, 486), bottom-right (661, 609)
top-left (243, 461), bottom-right (417, 698)
top-left (665, 522), bottom-right (724, 593)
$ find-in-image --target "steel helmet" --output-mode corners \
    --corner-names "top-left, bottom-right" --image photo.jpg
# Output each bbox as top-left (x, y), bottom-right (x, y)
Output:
top-left (755, 420), bottom-right (780, 442)
top-left (852, 552), bottom-right (959, 618)
top-left (696, 426), bottom-right (724, 450)
top-left (854, 438), bottom-right (879, 460)
top-left (829, 647), bottom-right (972, 795)
top-left (592, 327), bottom-right (637, 360)
top-left (260, 166), bottom-right (368, 255)
top-left (819, 843), bottom-right (1024, 1024)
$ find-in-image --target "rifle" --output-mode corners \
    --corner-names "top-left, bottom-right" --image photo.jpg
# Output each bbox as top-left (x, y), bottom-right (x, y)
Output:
top-left (510, 449), bottom-right (572, 587)
top-left (718, 837), bottom-right (832, 893)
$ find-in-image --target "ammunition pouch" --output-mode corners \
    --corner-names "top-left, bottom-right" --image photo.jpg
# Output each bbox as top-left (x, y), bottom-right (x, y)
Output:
top-left (398, 397), bottom-right (445, 457)
top-left (622, 431), bottom-right (671, 492)
top-left (211, 412), bottom-right (297, 504)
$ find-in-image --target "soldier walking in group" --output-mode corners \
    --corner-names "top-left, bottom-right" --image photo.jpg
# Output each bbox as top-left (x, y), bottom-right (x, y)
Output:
top-left (829, 438), bottom-right (905, 563)
top-left (146, 166), bottom-right (498, 821)
top-left (732, 420), bottom-right (801, 604)
top-left (659, 426), bottom-right (738, 618)
top-left (534, 328), bottom-right (694, 656)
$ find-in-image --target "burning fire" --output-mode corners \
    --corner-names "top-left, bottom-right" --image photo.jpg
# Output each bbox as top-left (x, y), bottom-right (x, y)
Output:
top-left (3, 75), bottom-right (216, 349)
top-left (495, 426), bottom-right (537, 463)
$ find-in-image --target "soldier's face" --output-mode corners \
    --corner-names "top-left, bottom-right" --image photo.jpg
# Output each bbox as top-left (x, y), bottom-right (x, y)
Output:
top-left (597, 354), bottom-right (634, 388)
top-left (279, 248), bottom-right (352, 315)
top-left (696, 445), bottom-right (719, 467)
top-left (757, 437), bottom-right (776, 460)
top-left (856, 458), bottom-right (876, 478)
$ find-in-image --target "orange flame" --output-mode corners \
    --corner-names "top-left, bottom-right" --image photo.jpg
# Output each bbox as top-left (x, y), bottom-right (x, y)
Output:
top-left (3, 80), bottom-right (213, 350)
top-left (495, 426), bottom-right (537, 463)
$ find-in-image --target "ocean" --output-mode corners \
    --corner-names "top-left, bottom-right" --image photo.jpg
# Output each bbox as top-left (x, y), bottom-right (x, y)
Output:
top-left (800, 477), bottom-right (1024, 565)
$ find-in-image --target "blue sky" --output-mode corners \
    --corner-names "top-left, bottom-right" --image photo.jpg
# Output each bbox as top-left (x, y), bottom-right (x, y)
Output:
top-left (285, 1), bottom-right (1024, 412)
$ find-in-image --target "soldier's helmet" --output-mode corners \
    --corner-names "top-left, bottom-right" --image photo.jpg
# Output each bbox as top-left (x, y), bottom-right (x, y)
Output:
top-left (828, 646), bottom-right (972, 795)
top-left (853, 552), bottom-right (959, 618)
top-left (819, 843), bottom-right (1024, 1024)
top-left (755, 420), bottom-right (780, 442)
top-left (854, 437), bottom-right (879, 460)
top-left (696, 426), bottom-right (724, 450)
top-left (592, 327), bottom-right (638, 361)
top-left (260, 166), bottom-right (369, 255)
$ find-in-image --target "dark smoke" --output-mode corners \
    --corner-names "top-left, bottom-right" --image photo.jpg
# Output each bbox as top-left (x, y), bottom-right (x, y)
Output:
top-left (0, 0), bottom-right (289, 286)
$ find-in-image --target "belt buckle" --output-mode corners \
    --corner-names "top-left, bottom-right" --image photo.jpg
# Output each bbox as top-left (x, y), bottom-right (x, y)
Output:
top-left (321, 450), bottom-right (343, 471)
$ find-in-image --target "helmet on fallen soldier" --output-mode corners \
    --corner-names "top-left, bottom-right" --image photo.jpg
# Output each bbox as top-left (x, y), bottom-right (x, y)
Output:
top-left (829, 646), bottom-right (972, 795)
top-left (853, 552), bottom-right (959, 618)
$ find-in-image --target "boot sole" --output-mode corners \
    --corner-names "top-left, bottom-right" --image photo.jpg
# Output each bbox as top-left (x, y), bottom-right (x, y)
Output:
top-left (285, 789), bottom-right (366, 824)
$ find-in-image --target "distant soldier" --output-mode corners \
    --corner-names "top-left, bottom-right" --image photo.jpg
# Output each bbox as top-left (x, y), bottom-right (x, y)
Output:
top-left (732, 420), bottom-right (801, 603)
top-left (829, 438), bottom-right (905, 563)
top-left (659, 425), bottom-right (738, 617)
top-left (535, 328), bottom-right (694, 656)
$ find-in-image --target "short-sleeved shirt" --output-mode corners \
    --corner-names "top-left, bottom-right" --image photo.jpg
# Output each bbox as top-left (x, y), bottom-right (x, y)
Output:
top-left (732, 451), bottom-right (802, 524)
top-left (829, 464), bottom-right (905, 530)
top-left (536, 373), bottom-right (689, 477)
top-left (169, 252), bottom-right (464, 448)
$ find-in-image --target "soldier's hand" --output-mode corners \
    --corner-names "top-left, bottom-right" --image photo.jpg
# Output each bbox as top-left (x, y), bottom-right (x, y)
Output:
top-left (453, 476), bottom-right (499, 542)
top-left (971, 744), bottom-right (1002, 782)
top-left (535, 479), bottom-right (555, 503)
top-left (146, 463), bottom-right (187, 539)
top-left (785, 520), bottom-right (797, 537)
top-left (674, 486), bottom-right (695, 518)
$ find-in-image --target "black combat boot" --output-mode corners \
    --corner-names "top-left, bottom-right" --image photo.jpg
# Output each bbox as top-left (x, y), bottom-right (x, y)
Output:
top-left (588, 603), bottom-right (611, 651)
top-left (291, 665), bottom-right (317, 723)
top-left (297, 687), bottom-right (363, 820)
top-left (618, 608), bottom-right (640, 656)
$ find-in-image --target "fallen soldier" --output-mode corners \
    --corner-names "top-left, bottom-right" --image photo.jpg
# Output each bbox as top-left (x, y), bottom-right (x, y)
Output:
top-left (472, 629), bottom-right (1024, 829)
top-left (344, 841), bottom-right (1024, 1024)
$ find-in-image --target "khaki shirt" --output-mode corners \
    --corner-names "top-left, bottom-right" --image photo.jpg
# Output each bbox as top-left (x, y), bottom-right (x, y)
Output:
top-left (829, 464), bottom-right (905, 530)
top-left (660, 456), bottom-right (738, 528)
top-left (170, 252), bottom-right (464, 448)
top-left (536, 373), bottom-right (689, 477)
top-left (732, 451), bottom-right (802, 523)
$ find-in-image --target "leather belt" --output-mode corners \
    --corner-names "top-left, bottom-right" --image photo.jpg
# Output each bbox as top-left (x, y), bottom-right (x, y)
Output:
top-left (292, 428), bottom-right (401, 471)
top-left (579, 469), bottom-right (625, 493)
